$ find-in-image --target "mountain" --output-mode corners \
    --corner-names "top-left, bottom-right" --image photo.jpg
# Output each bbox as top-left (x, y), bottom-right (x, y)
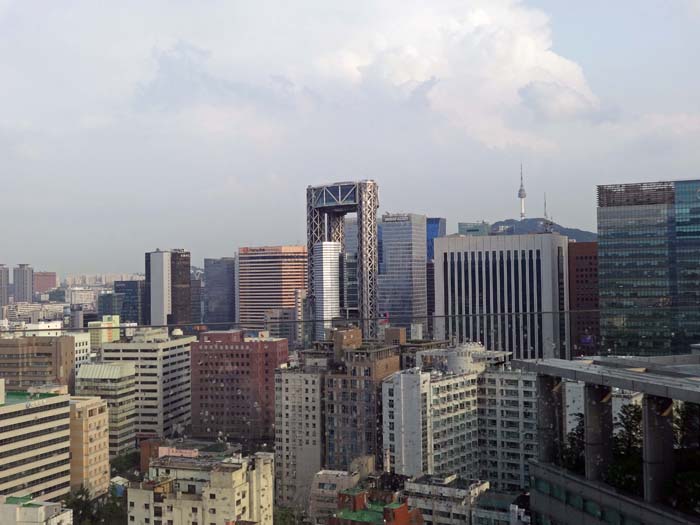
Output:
top-left (489, 218), bottom-right (597, 242)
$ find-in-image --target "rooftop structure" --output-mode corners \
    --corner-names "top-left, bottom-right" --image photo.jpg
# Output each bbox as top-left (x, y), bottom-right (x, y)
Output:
top-left (0, 496), bottom-right (73, 525)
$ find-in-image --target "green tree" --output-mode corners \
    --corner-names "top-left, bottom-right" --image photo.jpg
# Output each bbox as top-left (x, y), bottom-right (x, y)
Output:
top-left (613, 404), bottom-right (642, 457)
top-left (561, 412), bottom-right (585, 474)
top-left (63, 486), bottom-right (96, 525)
top-left (95, 487), bottom-right (128, 525)
top-left (675, 401), bottom-right (700, 449)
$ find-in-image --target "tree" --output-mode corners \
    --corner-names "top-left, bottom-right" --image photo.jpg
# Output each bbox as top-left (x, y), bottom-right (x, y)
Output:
top-left (63, 486), bottom-right (96, 525)
top-left (675, 401), bottom-right (700, 449)
top-left (613, 404), bottom-right (642, 457)
top-left (561, 412), bottom-right (585, 474)
top-left (95, 487), bottom-right (128, 525)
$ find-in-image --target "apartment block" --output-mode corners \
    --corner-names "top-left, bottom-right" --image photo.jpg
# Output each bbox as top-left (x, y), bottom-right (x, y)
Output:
top-left (102, 329), bottom-right (195, 440)
top-left (69, 397), bottom-right (109, 498)
top-left (68, 332), bottom-right (91, 376)
top-left (0, 496), bottom-right (73, 525)
top-left (76, 363), bottom-right (137, 458)
top-left (0, 380), bottom-right (71, 502)
top-left (405, 474), bottom-right (490, 525)
top-left (127, 452), bottom-right (274, 525)
top-left (0, 336), bottom-right (75, 392)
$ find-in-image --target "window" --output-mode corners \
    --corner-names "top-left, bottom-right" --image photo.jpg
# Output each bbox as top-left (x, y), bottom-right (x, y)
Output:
top-left (209, 493), bottom-right (216, 499)
top-left (583, 500), bottom-right (602, 519)
top-left (566, 491), bottom-right (583, 511)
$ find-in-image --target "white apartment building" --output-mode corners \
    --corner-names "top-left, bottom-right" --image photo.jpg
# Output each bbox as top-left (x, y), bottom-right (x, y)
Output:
top-left (274, 365), bottom-right (325, 508)
top-left (102, 328), bottom-right (194, 439)
top-left (0, 496), bottom-right (73, 525)
top-left (435, 233), bottom-right (570, 360)
top-left (127, 452), bottom-right (274, 525)
top-left (405, 474), bottom-right (490, 525)
top-left (67, 332), bottom-right (91, 374)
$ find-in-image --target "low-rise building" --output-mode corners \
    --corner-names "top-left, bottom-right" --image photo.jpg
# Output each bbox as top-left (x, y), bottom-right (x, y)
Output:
top-left (69, 397), bottom-right (110, 497)
top-left (405, 475), bottom-right (489, 525)
top-left (308, 470), bottom-right (361, 525)
top-left (127, 452), bottom-right (274, 525)
top-left (0, 496), bottom-right (73, 525)
top-left (328, 488), bottom-right (424, 525)
top-left (67, 332), bottom-right (91, 375)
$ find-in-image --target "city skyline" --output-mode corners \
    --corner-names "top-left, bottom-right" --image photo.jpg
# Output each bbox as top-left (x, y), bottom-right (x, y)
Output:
top-left (2, 1), bottom-right (698, 274)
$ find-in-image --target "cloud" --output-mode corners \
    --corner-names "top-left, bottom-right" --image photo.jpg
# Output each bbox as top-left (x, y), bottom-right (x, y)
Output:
top-left (519, 81), bottom-right (599, 121)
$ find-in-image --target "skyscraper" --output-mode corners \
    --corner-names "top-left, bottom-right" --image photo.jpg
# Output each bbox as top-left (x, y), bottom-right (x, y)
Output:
top-left (598, 180), bottom-right (700, 355)
top-left (13, 264), bottom-right (33, 302)
top-left (568, 241), bottom-right (599, 355)
top-left (378, 213), bottom-right (427, 332)
top-left (307, 181), bottom-right (379, 338)
top-left (435, 233), bottom-right (570, 359)
top-left (312, 241), bottom-right (342, 338)
top-left (237, 246), bottom-right (307, 329)
top-left (426, 217), bottom-right (446, 261)
top-left (203, 257), bottom-right (236, 325)
top-left (114, 280), bottom-right (146, 325)
top-left (0, 264), bottom-right (8, 310)
top-left (144, 249), bottom-right (191, 326)
top-left (190, 277), bottom-right (203, 324)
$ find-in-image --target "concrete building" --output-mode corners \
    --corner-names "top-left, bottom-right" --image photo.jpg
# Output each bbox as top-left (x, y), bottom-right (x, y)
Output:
top-left (190, 330), bottom-right (288, 443)
top-left (562, 380), bottom-right (643, 435)
top-left (0, 496), bottom-right (73, 525)
top-left (0, 380), bottom-right (71, 502)
top-left (76, 363), bottom-right (137, 458)
top-left (515, 354), bottom-right (700, 525)
top-left (263, 307), bottom-right (297, 346)
top-left (13, 264), bottom-right (34, 303)
top-left (33, 272), bottom-right (58, 295)
top-left (68, 332), bottom-right (91, 375)
top-left (308, 470), bottom-right (361, 525)
top-left (237, 245), bottom-right (307, 329)
top-left (567, 241), bottom-right (599, 356)
top-left (102, 328), bottom-right (195, 440)
top-left (203, 257), bottom-right (236, 326)
top-left (0, 336), bottom-right (75, 391)
top-left (127, 452), bottom-right (274, 525)
top-left (69, 397), bottom-right (109, 497)
top-left (379, 213), bottom-right (427, 333)
top-left (405, 475), bottom-right (490, 525)
top-left (88, 315), bottom-right (120, 351)
top-left (64, 288), bottom-right (95, 309)
top-left (435, 233), bottom-right (570, 360)
top-left (145, 249), bottom-right (191, 327)
top-left (274, 364), bottom-right (325, 508)
top-left (457, 222), bottom-right (491, 236)
top-left (324, 345), bottom-right (400, 470)
top-left (313, 241), bottom-right (342, 338)
top-left (0, 264), bottom-right (9, 311)
top-left (327, 488), bottom-right (424, 525)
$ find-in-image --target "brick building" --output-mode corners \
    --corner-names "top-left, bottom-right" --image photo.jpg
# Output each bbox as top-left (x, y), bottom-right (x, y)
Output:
top-left (191, 330), bottom-right (288, 443)
top-left (0, 336), bottom-right (75, 392)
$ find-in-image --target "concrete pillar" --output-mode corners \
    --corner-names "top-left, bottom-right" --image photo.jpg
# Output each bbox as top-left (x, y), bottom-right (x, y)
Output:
top-left (642, 394), bottom-right (674, 503)
top-left (537, 374), bottom-right (563, 464)
top-left (584, 384), bottom-right (613, 481)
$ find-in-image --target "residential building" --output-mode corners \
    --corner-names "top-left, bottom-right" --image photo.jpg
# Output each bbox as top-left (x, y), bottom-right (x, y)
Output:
top-left (76, 363), bottom-right (137, 458)
top-left (68, 332), bottom-right (91, 375)
top-left (144, 249), bottom-right (191, 327)
top-left (405, 475), bottom-right (490, 525)
top-left (567, 241), bottom-right (599, 356)
top-left (435, 233), bottom-right (570, 360)
top-left (69, 397), bottom-right (109, 497)
top-left (0, 336), bottom-right (75, 391)
top-left (127, 452), bottom-right (274, 525)
top-left (190, 330), bottom-right (288, 443)
top-left (0, 380), bottom-right (71, 502)
top-left (203, 257), bottom-right (236, 326)
top-left (33, 272), bottom-right (57, 295)
top-left (114, 280), bottom-right (146, 325)
top-left (274, 364), bottom-right (325, 507)
top-left (313, 241), bottom-right (342, 338)
top-left (102, 328), bottom-right (195, 439)
top-left (0, 265), bottom-right (9, 311)
top-left (457, 222), bottom-right (491, 236)
top-left (13, 264), bottom-right (34, 303)
top-left (88, 315), bottom-right (120, 351)
top-left (0, 496), bottom-right (73, 525)
top-left (308, 469), bottom-right (361, 525)
top-left (470, 492), bottom-right (531, 525)
top-left (325, 345), bottom-right (400, 470)
top-left (327, 488), bottom-right (424, 525)
top-left (379, 213), bottom-right (427, 333)
top-left (237, 245), bottom-right (307, 329)
top-left (597, 180), bottom-right (700, 355)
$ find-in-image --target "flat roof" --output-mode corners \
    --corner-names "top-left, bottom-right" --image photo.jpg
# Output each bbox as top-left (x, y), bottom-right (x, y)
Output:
top-left (513, 354), bottom-right (700, 403)
top-left (2, 391), bottom-right (62, 407)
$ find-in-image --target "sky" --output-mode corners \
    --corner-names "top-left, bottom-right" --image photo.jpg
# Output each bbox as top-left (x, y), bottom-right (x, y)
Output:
top-left (1, 0), bottom-right (699, 275)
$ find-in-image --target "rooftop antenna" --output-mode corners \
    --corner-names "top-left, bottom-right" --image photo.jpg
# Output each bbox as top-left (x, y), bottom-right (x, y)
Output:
top-left (518, 164), bottom-right (527, 221)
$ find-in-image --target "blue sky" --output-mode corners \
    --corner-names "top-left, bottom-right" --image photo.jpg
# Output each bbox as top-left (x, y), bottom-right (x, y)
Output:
top-left (0, 0), bottom-right (698, 274)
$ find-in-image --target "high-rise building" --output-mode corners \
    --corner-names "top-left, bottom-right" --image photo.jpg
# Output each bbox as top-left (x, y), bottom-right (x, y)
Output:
top-left (324, 345), bottom-right (400, 470)
top-left (69, 332), bottom-right (92, 375)
top-left (457, 221), bottom-right (491, 236)
top-left (32, 272), bottom-right (57, 294)
top-left (0, 336), bottom-right (75, 391)
top-left (427, 219), bottom-right (444, 336)
top-left (307, 181), bottom-right (379, 338)
top-left (203, 257), bottom-right (236, 326)
top-left (190, 330), bottom-right (288, 443)
top-left (102, 328), bottom-right (195, 440)
top-left (0, 380), bottom-right (71, 502)
top-left (190, 277), bottom-right (203, 324)
top-left (128, 452), bottom-right (274, 525)
top-left (13, 264), bottom-right (33, 303)
top-left (263, 308), bottom-right (297, 345)
top-left (237, 246), bottom-right (307, 329)
top-left (426, 217), bottom-right (446, 261)
top-left (69, 397), bottom-right (110, 497)
top-left (0, 265), bottom-right (9, 310)
top-left (274, 364), bottom-right (325, 508)
top-left (435, 233), bottom-right (570, 360)
top-left (76, 362), bottom-right (137, 458)
top-left (597, 180), bottom-right (700, 355)
top-left (568, 241), bottom-right (599, 356)
top-left (378, 213), bottom-right (427, 332)
top-left (144, 249), bottom-right (191, 327)
top-left (114, 280), bottom-right (146, 325)
top-left (97, 291), bottom-right (124, 318)
top-left (312, 241), bottom-right (342, 338)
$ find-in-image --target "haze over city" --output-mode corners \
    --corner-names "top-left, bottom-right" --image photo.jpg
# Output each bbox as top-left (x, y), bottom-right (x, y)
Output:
top-left (2, 0), bottom-right (699, 275)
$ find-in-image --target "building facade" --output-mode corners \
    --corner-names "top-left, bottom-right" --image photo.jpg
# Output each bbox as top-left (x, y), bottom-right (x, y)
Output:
top-left (379, 213), bottom-right (428, 333)
top-left (0, 336), bottom-right (75, 391)
top-left (0, 496), bottom-right (73, 525)
top-left (405, 475), bottom-right (490, 525)
top-left (0, 265), bottom-right (9, 311)
top-left (190, 330), bottom-right (288, 443)
top-left (237, 245), bottom-right (307, 329)
top-left (457, 222), bottom-right (491, 236)
top-left (567, 241), bottom-right (599, 356)
top-left (435, 233), bottom-right (570, 360)
top-left (33, 272), bottom-right (57, 295)
top-left (145, 249), bottom-right (191, 327)
top-left (598, 180), bottom-right (700, 355)
top-left (13, 264), bottom-right (34, 303)
top-left (76, 363), bottom-right (137, 458)
top-left (69, 397), bottom-right (109, 497)
top-left (203, 257), bottom-right (236, 326)
top-left (102, 329), bottom-right (194, 439)
top-left (313, 241), bottom-right (342, 338)
top-left (114, 280), bottom-right (146, 325)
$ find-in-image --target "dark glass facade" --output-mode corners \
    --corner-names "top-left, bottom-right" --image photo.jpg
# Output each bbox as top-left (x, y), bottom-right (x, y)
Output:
top-left (597, 180), bottom-right (700, 355)
top-left (98, 292), bottom-right (125, 318)
top-left (169, 250), bottom-right (191, 326)
top-left (426, 217), bottom-right (446, 261)
top-left (203, 257), bottom-right (236, 325)
top-left (114, 280), bottom-right (145, 325)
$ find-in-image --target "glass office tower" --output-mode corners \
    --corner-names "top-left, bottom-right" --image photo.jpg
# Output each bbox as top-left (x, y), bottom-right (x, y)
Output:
top-left (597, 180), bottom-right (700, 355)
